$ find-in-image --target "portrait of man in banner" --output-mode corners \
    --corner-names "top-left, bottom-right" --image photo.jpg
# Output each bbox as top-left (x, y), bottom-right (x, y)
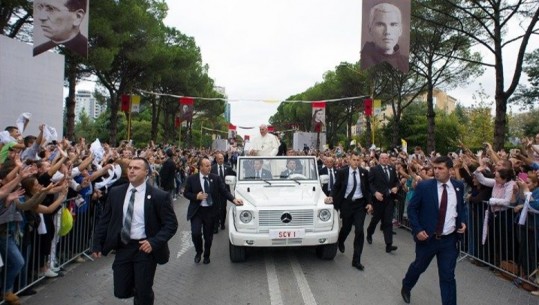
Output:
top-left (33, 0), bottom-right (89, 57)
top-left (360, 0), bottom-right (410, 73)
top-left (180, 104), bottom-right (193, 122)
top-left (311, 107), bottom-right (326, 133)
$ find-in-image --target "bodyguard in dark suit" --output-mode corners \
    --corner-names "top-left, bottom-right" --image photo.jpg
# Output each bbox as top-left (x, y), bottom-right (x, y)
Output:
top-left (319, 157), bottom-right (336, 196)
top-left (159, 149), bottom-right (176, 199)
top-left (184, 158), bottom-right (243, 264)
top-left (367, 153), bottom-right (400, 253)
top-left (401, 156), bottom-right (466, 305)
top-left (325, 152), bottom-right (372, 271)
top-left (210, 152), bottom-right (236, 232)
top-left (92, 158), bottom-right (178, 305)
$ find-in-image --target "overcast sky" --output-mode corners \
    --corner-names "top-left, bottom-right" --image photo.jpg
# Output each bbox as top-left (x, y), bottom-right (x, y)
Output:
top-left (156, 1), bottom-right (530, 137)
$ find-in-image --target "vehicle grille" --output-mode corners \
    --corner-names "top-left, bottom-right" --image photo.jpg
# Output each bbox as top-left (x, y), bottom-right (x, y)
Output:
top-left (258, 209), bottom-right (314, 227)
top-left (272, 238), bottom-right (303, 246)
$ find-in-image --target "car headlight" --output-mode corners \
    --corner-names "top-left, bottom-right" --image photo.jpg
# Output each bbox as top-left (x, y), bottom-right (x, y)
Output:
top-left (239, 210), bottom-right (253, 223)
top-left (318, 209), bottom-right (331, 222)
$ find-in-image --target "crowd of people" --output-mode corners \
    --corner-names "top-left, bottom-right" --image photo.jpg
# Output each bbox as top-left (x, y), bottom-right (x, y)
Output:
top-left (1, 118), bottom-right (539, 304)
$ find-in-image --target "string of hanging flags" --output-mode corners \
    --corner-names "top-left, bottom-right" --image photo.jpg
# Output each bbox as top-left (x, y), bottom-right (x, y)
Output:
top-left (134, 88), bottom-right (369, 104)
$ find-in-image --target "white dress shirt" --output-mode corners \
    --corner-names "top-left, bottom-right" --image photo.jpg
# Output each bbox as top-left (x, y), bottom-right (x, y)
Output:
top-left (345, 169), bottom-right (363, 200)
top-left (123, 183), bottom-right (147, 240)
top-left (438, 181), bottom-right (457, 235)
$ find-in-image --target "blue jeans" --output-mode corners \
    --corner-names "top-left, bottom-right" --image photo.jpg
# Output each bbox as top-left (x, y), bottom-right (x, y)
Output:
top-left (0, 235), bottom-right (25, 293)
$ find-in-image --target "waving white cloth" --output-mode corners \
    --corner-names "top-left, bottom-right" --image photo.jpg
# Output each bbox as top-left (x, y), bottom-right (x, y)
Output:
top-left (43, 125), bottom-right (58, 143)
top-left (90, 139), bottom-right (105, 164)
top-left (518, 192), bottom-right (537, 225)
top-left (16, 112), bottom-right (31, 133)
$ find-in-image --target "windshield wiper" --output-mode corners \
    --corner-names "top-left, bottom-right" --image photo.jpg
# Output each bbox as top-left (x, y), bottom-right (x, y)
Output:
top-left (289, 178), bottom-right (301, 185)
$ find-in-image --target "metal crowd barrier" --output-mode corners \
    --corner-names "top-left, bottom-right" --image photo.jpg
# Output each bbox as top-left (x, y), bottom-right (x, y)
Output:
top-left (0, 195), bottom-right (98, 301)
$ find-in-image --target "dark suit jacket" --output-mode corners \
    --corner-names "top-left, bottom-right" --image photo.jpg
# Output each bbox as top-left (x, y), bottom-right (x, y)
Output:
top-left (245, 168), bottom-right (272, 179)
top-left (159, 158), bottom-right (176, 191)
top-left (211, 163), bottom-right (236, 190)
top-left (92, 182), bottom-right (178, 264)
top-left (319, 166), bottom-right (336, 196)
top-left (330, 166), bottom-right (371, 215)
top-left (368, 164), bottom-right (400, 200)
top-left (407, 178), bottom-right (466, 242)
top-left (33, 32), bottom-right (88, 57)
top-left (184, 173), bottom-right (236, 220)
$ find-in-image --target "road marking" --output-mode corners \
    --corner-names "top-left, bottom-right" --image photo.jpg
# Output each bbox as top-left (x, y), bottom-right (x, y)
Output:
top-left (289, 252), bottom-right (317, 305)
top-left (176, 231), bottom-right (192, 258)
top-left (265, 252), bottom-right (284, 305)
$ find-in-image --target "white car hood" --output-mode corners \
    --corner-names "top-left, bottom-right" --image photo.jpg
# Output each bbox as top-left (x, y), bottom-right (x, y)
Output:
top-left (236, 184), bottom-right (323, 207)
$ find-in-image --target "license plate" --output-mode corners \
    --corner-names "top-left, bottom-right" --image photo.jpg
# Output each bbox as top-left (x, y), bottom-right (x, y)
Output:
top-left (269, 229), bottom-right (305, 239)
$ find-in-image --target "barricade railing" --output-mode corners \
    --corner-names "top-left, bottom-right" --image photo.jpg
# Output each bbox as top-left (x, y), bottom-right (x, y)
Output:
top-left (0, 195), bottom-right (98, 302)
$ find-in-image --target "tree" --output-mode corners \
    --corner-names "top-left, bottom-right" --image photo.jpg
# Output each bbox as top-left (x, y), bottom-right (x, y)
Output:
top-left (420, 0), bottom-right (539, 150)
top-left (512, 49), bottom-right (539, 110)
top-left (411, 0), bottom-right (483, 153)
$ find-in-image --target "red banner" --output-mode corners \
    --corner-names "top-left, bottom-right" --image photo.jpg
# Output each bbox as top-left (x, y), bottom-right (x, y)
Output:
top-left (121, 94), bottom-right (131, 112)
top-left (312, 101), bottom-right (326, 132)
top-left (364, 98), bottom-right (373, 117)
top-left (267, 125), bottom-right (275, 133)
top-left (178, 97), bottom-right (194, 122)
top-left (228, 123), bottom-right (237, 130)
top-left (312, 101), bottom-right (326, 109)
top-left (178, 97), bottom-right (194, 105)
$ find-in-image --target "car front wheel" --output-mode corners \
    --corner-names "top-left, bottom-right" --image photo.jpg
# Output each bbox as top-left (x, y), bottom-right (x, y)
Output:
top-left (316, 243), bottom-right (337, 260)
top-left (229, 241), bottom-right (247, 262)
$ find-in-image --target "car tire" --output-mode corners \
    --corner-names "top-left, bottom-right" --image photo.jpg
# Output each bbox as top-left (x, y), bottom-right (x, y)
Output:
top-left (316, 243), bottom-right (338, 260)
top-left (229, 241), bottom-right (247, 262)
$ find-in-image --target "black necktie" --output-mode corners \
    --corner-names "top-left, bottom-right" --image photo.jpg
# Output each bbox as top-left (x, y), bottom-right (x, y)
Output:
top-left (121, 189), bottom-right (137, 244)
top-left (203, 176), bottom-right (213, 206)
top-left (436, 184), bottom-right (448, 236)
top-left (383, 166), bottom-right (390, 180)
top-left (329, 169), bottom-right (334, 191)
top-left (219, 165), bottom-right (224, 180)
top-left (347, 171), bottom-right (357, 200)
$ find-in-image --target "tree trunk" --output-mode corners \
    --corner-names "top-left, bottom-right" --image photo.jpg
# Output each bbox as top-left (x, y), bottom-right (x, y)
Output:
top-left (426, 82), bottom-right (436, 153)
top-left (65, 64), bottom-right (77, 141)
top-left (109, 92), bottom-right (119, 146)
top-left (150, 96), bottom-right (159, 141)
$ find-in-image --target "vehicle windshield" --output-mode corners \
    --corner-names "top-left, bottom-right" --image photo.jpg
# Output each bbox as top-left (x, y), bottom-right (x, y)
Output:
top-left (237, 157), bottom-right (318, 181)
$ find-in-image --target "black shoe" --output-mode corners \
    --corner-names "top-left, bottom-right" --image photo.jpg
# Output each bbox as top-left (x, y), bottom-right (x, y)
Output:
top-left (213, 226), bottom-right (219, 234)
top-left (203, 257), bottom-right (210, 264)
top-left (386, 245), bottom-right (398, 253)
top-left (194, 253), bottom-right (202, 263)
top-left (220, 224), bottom-right (225, 230)
top-left (19, 288), bottom-right (37, 296)
top-left (366, 235), bottom-right (372, 245)
top-left (401, 287), bottom-right (411, 304)
top-left (352, 261), bottom-right (365, 271)
top-left (393, 231), bottom-right (397, 235)
top-left (338, 241), bottom-right (345, 253)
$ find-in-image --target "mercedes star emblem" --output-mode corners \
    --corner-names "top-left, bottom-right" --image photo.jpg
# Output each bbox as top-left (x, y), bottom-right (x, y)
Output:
top-left (281, 212), bottom-right (292, 223)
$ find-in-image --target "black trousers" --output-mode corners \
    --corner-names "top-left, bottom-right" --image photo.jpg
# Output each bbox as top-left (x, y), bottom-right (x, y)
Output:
top-left (191, 207), bottom-right (214, 258)
top-left (213, 199), bottom-right (228, 228)
top-left (367, 197), bottom-right (394, 246)
top-left (113, 240), bottom-right (157, 305)
top-left (338, 198), bottom-right (368, 263)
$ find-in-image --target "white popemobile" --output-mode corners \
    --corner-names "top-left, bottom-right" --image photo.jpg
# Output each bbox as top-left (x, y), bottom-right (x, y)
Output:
top-left (225, 156), bottom-right (339, 262)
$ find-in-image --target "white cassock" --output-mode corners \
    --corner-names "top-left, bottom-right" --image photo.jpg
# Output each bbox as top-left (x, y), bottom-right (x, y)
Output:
top-left (250, 134), bottom-right (279, 156)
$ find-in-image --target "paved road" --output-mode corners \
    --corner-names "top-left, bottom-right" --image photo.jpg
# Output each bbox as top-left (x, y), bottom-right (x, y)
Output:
top-left (21, 197), bottom-right (539, 305)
